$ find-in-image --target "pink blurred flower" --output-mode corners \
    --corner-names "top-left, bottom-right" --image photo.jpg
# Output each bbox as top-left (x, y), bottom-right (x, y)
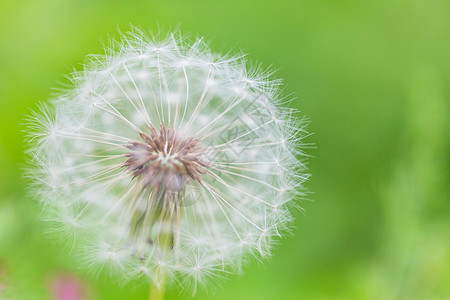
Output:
top-left (0, 267), bottom-right (6, 299)
top-left (48, 273), bottom-right (89, 300)
top-left (0, 267), bottom-right (4, 291)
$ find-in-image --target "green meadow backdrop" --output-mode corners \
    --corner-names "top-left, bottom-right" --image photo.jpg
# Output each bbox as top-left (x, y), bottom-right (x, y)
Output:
top-left (0, 0), bottom-right (448, 299)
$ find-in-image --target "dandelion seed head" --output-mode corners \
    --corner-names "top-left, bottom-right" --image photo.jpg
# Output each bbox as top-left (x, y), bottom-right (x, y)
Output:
top-left (26, 28), bottom-right (309, 292)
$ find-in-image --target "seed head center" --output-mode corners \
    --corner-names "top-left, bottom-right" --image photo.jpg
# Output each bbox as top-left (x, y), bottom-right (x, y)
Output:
top-left (123, 124), bottom-right (208, 191)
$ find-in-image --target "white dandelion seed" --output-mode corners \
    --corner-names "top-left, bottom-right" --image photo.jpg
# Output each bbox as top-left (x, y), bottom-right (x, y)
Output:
top-left (25, 29), bottom-right (309, 295)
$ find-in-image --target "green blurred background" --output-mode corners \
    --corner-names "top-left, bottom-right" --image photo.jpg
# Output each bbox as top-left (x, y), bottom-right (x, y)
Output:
top-left (0, 0), bottom-right (448, 299)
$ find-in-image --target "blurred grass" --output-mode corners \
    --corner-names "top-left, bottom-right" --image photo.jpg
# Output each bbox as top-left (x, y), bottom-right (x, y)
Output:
top-left (0, 0), bottom-right (448, 299)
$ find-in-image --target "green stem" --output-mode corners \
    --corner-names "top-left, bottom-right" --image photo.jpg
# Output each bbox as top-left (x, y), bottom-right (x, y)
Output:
top-left (147, 189), bottom-right (178, 300)
top-left (149, 277), bottom-right (166, 300)
top-left (149, 200), bottom-right (171, 300)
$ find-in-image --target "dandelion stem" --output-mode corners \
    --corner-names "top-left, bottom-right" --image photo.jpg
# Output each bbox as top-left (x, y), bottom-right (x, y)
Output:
top-left (148, 190), bottom-right (174, 300)
top-left (149, 277), bottom-right (166, 300)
